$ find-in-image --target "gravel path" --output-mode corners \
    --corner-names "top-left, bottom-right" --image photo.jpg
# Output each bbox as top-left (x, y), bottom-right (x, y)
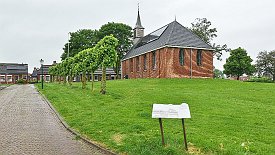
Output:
top-left (0, 84), bottom-right (107, 155)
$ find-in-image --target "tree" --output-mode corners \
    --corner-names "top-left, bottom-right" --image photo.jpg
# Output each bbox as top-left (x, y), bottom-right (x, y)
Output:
top-left (74, 49), bottom-right (91, 89)
top-left (256, 50), bottom-right (275, 81)
top-left (95, 35), bottom-right (118, 94)
top-left (213, 69), bottom-right (225, 79)
top-left (82, 48), bottom-right (99, 91)
top-left (49, 65), bottom-right (57, 82)
top-left (223, 47), bottom-right (255, 80)
top-left (61, 29), bottom-right (99, 60)
top-left (190, 18), bottom-right (229, 60)
top-left (98, 22), bottom-right (133, 79)
top-left (66, 57), bottom-right (75, 86)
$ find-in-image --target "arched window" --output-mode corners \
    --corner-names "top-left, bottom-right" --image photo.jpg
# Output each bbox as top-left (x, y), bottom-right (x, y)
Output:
top-left (144, 54), bottom-right (147, 70)
top-left (136, 57), bottom-right (140, 72)
top-left (130, 58), bottom-right (133, 72)
top-left (197, 50), bottom-right (202, 66)
top-left (152, 51), bottom-right (156, 69)
top-left (179, 48), bottom-right (184, 66)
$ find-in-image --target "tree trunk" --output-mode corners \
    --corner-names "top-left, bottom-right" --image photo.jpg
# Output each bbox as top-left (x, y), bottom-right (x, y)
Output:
top-left (63, 76), bottom-right (66, 85)
top-left (91, 72), bottom-right (94, 92)
top-left (58, 76), bottom-right (61, 84)
top-left (81, 73), bottom-right (87, 89)
top-left (100, 66), bottom-right (106, 94)
top-left (115, 58), bottom-right (120, 79)
top-left (237, 75), bottom-right (240, 80)
top-left (68, 75), bottom-right (72, 86)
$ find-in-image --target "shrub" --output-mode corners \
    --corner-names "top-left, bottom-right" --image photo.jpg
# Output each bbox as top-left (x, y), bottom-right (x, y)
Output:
top-left (246, 76), bottom-right (274, 83)
top-left (16, 79), bottom-right (26, 84)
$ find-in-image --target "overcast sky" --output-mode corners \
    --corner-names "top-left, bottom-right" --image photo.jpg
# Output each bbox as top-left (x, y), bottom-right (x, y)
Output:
top-left (1, 0), bottom-right (275, 73)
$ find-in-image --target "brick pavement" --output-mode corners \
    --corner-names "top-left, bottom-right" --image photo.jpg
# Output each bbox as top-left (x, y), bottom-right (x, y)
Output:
top-left (0, 84), bottom-right (108, 155)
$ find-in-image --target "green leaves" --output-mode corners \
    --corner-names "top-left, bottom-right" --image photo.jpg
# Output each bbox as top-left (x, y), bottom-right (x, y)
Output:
top-left (190, 18), bottom-right (217, 44)
top-left (190, 18), bottom-right (228, 60)
top-left (61, 29), bottom-right (99, 60)
top-left (256, 50), bottom-right (275, 81)
top-left (60, 22), bottom-right (132, 78)
top-left (50, 35), bottom-right (119, 92)
top-left (223, 47), bottom-right (255, 79)
top-left (95, 35), bottom-right (119, 68)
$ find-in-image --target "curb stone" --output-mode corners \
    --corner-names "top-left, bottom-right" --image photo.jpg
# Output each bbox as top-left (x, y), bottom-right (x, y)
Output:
top-left (35, 85), bottom-right (117, 155)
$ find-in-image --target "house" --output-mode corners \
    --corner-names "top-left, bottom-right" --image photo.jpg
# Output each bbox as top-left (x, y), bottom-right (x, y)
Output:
top-left (34, 61), bottom-right (57, 82)
top-left (0, 63), bottom-right (28, 84)
top-left (29, 67), bottom-right (38, 82)
top-left (121, 10), bottom-right (214, 79)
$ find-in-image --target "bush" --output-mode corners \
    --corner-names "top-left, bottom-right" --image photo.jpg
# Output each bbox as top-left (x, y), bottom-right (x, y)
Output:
top-left (16, 79), bottom-right (27, 84)
top-left (246, 77), bottom-right (274, 83)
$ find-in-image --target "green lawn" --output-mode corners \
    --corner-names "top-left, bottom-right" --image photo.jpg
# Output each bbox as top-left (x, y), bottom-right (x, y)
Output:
top-left (36, 79), bottom-right (275, 155)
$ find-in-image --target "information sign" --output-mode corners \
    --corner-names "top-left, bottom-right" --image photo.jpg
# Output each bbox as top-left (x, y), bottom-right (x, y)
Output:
top-left (152, 103), bottom-right (191, 118)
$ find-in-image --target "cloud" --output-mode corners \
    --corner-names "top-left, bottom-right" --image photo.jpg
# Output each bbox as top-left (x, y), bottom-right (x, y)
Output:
top-left (0, 0), bottom-right (274, 72)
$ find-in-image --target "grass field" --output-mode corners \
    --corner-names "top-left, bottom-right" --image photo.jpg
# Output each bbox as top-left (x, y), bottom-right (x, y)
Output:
top-left (36, 79), bottom-right (275, 155)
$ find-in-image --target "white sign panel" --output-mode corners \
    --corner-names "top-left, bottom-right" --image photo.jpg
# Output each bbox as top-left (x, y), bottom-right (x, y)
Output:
top-left (152, 103), bottom-right (191, 118)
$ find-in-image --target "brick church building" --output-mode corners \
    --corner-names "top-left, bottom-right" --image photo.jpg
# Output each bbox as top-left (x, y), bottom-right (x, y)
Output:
top-left (121, 10), bottom-right (214, 79)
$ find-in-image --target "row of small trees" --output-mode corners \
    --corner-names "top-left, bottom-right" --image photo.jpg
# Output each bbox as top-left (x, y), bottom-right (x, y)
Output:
top-left (49, 35), bottom-right (118, 94)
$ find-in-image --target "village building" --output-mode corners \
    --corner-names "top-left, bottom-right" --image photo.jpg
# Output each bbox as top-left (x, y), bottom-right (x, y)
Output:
top-left (31, 61), bottom-right (57, 82)
top-left (122, 10), bottom-right (214, 79)
top-left (0, 63), bottom-right (28, 84)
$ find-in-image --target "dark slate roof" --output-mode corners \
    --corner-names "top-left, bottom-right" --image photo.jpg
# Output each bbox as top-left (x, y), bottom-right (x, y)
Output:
top-left (31, 68), bottom-right (38, 77)
top-left (0, 63), bottom-right (28, 74)
top-left (123, 20), bottom-right (213, 60)
top-left (37, 65), bottom-right (53, 75)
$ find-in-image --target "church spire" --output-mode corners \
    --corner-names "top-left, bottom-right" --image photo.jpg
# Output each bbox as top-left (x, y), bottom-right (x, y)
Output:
top-left (135, 4), bottom-right (144, 29)
top-left (133, 4), bottom-right (144, 44)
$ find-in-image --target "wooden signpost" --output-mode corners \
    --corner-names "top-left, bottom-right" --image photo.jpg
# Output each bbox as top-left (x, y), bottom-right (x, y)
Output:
top-left (152, 103), bottom-right (191, 150)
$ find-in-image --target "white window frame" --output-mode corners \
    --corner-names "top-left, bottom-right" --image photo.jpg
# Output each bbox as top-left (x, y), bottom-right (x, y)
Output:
top-left (45, 75), bottom-right (50, 82)
top-left (0, 75), bottom-right (6, 82)
top-left (7, 75), bottom-right (12, 82)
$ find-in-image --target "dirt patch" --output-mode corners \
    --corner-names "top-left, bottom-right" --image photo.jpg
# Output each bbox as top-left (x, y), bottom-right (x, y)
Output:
top-left (187, 143), bottom-right (203, 154)
top-left (112, 133), bottom-right (125, 145)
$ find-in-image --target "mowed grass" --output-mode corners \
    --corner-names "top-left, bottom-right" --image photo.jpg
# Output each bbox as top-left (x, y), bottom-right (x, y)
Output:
top-left (36, 79), bottom-right (275, 155)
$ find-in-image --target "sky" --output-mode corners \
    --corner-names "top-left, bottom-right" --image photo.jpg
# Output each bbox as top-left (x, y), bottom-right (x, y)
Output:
top-left (1, 0), bottom-right (275, 73)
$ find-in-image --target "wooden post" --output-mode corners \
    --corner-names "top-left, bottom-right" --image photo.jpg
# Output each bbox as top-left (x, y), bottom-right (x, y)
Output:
top-left (182, 118), bottom-right (188, 150)
top-left (159, 118), bottom-right (165, 146)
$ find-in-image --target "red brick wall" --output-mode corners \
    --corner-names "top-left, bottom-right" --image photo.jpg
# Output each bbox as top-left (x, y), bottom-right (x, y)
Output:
top-left (122, 47), bottom-right (213, 79)
top-left (0, 74), bottom-right (28, 84)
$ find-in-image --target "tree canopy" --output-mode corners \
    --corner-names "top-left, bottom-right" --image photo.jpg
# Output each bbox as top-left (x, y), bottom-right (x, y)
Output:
top-left (60, 23), bottom-right (132, 80)
top-left (213, 69), bottom-right (225, 79)
top-left (190, 18), bottom-right (228, 60)
top-left (61, 29), bottom-right (99, 60)
top-left (98, 22), bottom-right (133, 78)
top-left (256, 50), bottom-right (275, 81)
top-left (223, 47), bottom-right (255, 80)
top-left (95, 35), bottom-right (119, 94)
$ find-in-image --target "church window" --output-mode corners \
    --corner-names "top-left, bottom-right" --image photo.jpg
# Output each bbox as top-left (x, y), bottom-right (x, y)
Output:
top-left (179, 48), bottom-right (184, 66)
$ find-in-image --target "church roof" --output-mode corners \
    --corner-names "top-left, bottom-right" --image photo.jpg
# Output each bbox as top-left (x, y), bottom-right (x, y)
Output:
top-left (123, 20), bottom-right (214, 61)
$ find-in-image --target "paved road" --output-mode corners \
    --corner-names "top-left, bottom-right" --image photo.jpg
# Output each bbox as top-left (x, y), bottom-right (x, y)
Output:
top-left (0, 85), bottom-right (107, 155)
